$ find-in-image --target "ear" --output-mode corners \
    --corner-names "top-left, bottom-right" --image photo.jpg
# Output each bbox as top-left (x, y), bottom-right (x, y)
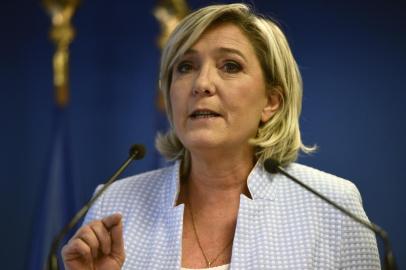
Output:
top-left (261, 87), bottom-right (281, 123)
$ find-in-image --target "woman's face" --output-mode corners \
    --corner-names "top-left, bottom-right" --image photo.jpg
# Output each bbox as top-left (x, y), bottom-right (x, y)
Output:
top-left (170, 23), bottom-right (279, 155)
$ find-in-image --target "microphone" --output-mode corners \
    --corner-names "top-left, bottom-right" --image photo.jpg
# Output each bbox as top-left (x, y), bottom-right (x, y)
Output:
top-left (47, 144), bottom-right (146, 270)
top-left (263, 159), bottom-right (397, 270)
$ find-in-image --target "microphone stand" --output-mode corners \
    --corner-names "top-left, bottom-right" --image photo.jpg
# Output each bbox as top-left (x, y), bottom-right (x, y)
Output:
top-left (264, 159), bottom-right (397, 270)
top-left (47, 144), bottom-right (145, 270)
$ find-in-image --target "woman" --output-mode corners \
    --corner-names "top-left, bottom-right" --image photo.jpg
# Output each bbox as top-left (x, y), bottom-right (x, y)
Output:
top-left (62, 4), bottom-right (380, 270)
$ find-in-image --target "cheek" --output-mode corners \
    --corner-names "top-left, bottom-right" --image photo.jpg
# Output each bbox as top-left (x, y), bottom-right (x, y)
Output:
top-left (234, 93), bottom-right (269, 128)
top-left (169, 85), bottom-right (180, 110)
top-left (171, 78), bottom-right (192, 106)
top-left (169, 86), bottom-right (186, 125)
top-left (231, 90), bottom-right (267, 113)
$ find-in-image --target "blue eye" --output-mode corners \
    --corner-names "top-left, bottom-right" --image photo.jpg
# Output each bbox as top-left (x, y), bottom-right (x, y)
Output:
top-left (176, 61), bottom-right (193, 73)
top-left (223, 61), bottom-right (242, 73)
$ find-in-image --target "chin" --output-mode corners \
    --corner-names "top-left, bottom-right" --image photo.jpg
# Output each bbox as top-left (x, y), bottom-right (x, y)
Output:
top-left (181, 135), bottom-right (225, 151)
top-left (185, 139), bottom-right (221, 150)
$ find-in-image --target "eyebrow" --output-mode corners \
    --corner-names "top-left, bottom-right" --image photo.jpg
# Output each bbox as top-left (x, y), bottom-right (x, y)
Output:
top-left (182, 47), bottom-right (247, 62)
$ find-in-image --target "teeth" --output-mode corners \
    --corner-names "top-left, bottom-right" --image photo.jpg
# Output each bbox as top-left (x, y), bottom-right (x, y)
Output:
top-left (191, 110), bottom-right (219, 118)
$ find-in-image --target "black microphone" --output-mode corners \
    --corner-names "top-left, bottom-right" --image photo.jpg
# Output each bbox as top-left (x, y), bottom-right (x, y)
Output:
top-left (263, 159), bottom-right (397, 270)
top-left (47, 144), bottom-right (146, 270)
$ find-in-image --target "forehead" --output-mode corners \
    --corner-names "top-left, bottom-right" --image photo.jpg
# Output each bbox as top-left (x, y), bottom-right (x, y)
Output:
top-left (185, 23), bottom-right (255, 57)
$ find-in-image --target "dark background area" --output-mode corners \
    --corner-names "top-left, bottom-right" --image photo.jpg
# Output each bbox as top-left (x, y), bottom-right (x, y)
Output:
top-left (0, 0), bottom-right (405, 269)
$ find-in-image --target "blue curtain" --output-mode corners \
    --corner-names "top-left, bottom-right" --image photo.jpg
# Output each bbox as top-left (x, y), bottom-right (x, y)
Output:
top-left (26, 106), bottom-right (76, 270)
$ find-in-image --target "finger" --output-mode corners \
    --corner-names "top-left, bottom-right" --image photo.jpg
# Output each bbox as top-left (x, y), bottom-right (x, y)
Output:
top-left (75, 225), bottom-right (100, 259)
top-left (110, 216), bottom-right (124, 255)
top-left (102, 213), bottom-right (125, 263)
top-left (89, 220), bottom-right (112, 255)
top-left (101, 213), bottom-right (122, 229)
top-left (62, 237), bottom-right (92, 263)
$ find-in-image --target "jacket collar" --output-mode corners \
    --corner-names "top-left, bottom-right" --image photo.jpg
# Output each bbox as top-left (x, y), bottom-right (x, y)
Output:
top-left (246, 161), bottom-right (278, 201)
top-left (162, 160), bottom-right (280, 208)
top-left (159, 161), bottom-right (182, 209)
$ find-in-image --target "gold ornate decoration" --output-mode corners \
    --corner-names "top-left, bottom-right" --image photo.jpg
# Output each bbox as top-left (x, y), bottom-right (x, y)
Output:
top-left (42, 0), bottom-right (80, 108)
top-left (153, 0), bottom-right (190, 111)
top-left (153, 0), bottom-right (190, 49)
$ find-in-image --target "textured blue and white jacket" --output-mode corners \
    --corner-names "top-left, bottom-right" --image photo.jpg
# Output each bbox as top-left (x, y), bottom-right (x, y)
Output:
top-left (84, 162), bottom-right (380, 269)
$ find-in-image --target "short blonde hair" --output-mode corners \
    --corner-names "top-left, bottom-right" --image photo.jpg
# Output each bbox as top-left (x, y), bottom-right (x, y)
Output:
top-left (156, 3), bottom-right (314, 169)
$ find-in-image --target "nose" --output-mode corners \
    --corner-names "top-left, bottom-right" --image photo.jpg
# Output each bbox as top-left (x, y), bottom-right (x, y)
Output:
top-left (192, 64), bottom-right (216, 96)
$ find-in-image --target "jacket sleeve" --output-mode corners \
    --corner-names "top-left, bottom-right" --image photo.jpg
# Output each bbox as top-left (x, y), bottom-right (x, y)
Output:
top-left (338, 181), bottom-right (381, 270)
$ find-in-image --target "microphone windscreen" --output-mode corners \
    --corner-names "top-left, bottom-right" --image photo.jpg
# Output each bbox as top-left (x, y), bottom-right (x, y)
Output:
top-left (264, 158), bottom-right (280, 174)
top-left (129, 144), bottom-right (146, 160)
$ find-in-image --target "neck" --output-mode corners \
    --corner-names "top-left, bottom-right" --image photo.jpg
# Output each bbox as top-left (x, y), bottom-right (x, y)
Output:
top-left (178, 148), bottom-right (255, 207)
top-left (178, 149), bottom-right (255, 268)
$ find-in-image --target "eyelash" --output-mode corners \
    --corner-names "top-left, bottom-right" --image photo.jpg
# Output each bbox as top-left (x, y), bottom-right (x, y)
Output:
top-left (222, 61), bottom-right (242, 73)
top-left (175, 60), bottom-right (243, 74)
top-left (176, 61), bottom-right (194, 74)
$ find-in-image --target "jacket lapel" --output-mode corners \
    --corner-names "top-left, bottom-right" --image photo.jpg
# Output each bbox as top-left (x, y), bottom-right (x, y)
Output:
top-left (148, 162), bottom-right (184, 269)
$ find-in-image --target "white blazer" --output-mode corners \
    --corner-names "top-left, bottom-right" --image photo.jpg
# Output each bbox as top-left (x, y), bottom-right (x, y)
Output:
top-left (84, 161), bottom-right (380, 269)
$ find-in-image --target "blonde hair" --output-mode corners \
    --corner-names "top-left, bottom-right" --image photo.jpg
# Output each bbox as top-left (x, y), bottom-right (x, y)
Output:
top-left (156, 3), bottom-right (314, 169)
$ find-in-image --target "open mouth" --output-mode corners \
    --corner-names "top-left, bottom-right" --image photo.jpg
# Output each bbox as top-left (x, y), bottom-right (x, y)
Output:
top-left (190, 109), bottom-right (221, 119)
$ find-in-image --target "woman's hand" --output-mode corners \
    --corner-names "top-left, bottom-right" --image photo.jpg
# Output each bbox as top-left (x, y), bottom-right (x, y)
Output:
top-left (62, 213), bottom-right (125, 270)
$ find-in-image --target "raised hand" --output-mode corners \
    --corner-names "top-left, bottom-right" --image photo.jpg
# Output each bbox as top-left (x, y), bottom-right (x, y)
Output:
top-left (62, 213), bottom-right (125, 270)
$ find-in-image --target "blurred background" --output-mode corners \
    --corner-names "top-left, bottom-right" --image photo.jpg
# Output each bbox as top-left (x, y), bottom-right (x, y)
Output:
top-left (0, 0), bottom-right (405, 269)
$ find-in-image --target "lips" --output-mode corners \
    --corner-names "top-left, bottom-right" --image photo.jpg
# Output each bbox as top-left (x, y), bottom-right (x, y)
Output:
top-left (189, 109), bottom-right (221, 119)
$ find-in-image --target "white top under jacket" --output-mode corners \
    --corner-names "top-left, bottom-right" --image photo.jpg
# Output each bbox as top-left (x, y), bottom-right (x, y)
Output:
top-left (181, 264), bottom-right (230, 270)
top-left (83, 161), bottom-right (380, 269)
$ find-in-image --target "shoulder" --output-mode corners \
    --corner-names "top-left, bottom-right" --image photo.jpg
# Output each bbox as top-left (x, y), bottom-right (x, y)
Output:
top-left (267, 163), bottom-right (380, 268)
top-left (84, 164), bottom-right (175, 223)
top-left (104, 165), bottom-right (173, 198)
top-left (279, 163), bottom-right (362, 207)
